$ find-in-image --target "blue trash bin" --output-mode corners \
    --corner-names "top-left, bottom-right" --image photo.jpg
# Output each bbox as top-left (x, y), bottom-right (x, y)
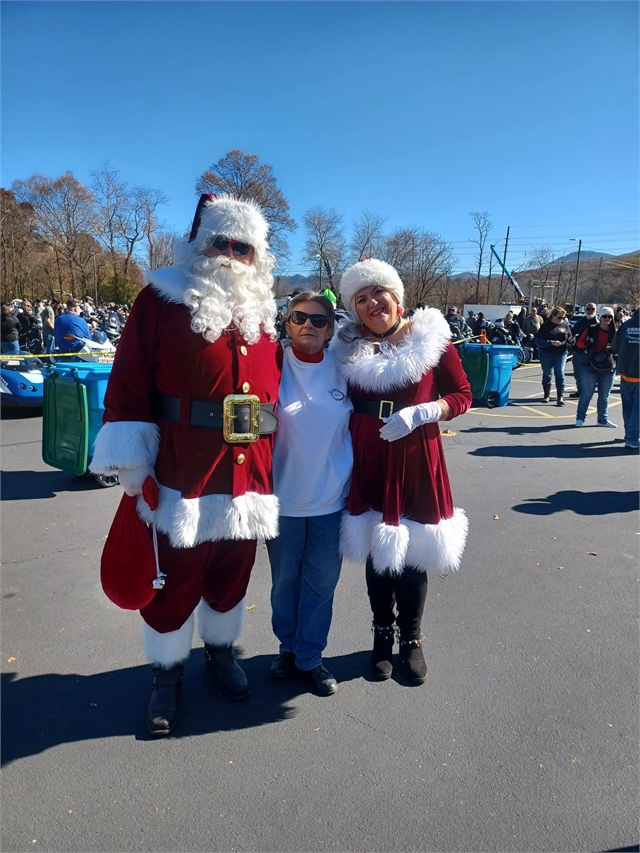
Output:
top-left (42, 361), bottom-right (116, 485)
top-left (462, 343), bottom-right (520, 407)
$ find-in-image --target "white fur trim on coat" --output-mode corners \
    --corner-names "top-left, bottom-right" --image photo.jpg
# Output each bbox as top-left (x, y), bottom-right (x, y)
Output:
top-left (89, 421), bottom-right (160, 473)
top-left (331, 307), bottom-right (451, 393)
top-left (340, 508), bottom-right (468, 575)
top-left (143, 267), bottom-right (190, 306)
top-left (136, 485), bottom-right (279, 548)
top-left (143, 613), bottom-right (194, 667)
top-left (197, 598), bottom-right (245, 646)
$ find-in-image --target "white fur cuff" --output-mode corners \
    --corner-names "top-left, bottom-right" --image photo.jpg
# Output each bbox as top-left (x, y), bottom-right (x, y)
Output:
top-left (197, 599), bottom-right (245, 646)
top-left (340, 508), bottom-right (469, 575)
top-left (89, 421), bottom-right (160, 474)
top-left (136, 486), bottom-right (280, 548)
top-left (143, 614), bottom-right (194, 667)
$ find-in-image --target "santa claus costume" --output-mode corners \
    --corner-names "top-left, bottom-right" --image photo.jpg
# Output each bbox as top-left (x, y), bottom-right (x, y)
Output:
top-left (332, 259), bottom-right (472, 683)
top-left (90, 194), bottom-right (282, 735)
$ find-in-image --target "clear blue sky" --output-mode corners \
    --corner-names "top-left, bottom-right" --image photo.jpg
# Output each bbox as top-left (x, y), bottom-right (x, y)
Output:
top-left (2, 1), bottom-right (638, 274)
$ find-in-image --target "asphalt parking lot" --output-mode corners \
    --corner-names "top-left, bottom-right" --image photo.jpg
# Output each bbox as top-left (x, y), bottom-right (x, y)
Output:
top-left (1, 364), bottom-right (638, 853)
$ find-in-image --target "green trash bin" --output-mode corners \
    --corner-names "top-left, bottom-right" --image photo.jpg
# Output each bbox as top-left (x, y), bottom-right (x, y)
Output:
top-left (460, 344), bottom-right (490, 402)
top-left (42, 370), bottom-right (89, 476)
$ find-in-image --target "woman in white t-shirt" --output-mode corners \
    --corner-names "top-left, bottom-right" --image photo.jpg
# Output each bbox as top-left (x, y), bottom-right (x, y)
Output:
top-left (267, 291), bottom-right (353, 696)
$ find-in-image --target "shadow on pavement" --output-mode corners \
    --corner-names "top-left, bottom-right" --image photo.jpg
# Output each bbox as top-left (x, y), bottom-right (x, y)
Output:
top-left (470, 442), bottom-right (624, 459)
top-left (465, 423), bottom-right (614, 437)
top-left (513, 489), bottom-right (639, 516)
top-left (1, 469), bottom-right (100, 500)
top-left (1, 650), bottom-right (370, 765)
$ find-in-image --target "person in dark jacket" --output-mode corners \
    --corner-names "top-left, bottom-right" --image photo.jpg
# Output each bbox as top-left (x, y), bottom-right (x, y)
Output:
top-left (574, 306), bottom-right (618, 428)
top-left (444, 307), bottom-right (471, 342)
top-left (536, 306), bottom-right (575, 405)
top-left (611, 307), bottom-right (639, 450)
top-left (1, 304), bottom-right (21, 354)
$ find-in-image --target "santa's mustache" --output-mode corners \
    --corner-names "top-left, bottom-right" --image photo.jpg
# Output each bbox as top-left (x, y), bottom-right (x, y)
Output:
top-left (186, 253), bottom-right (250, 279)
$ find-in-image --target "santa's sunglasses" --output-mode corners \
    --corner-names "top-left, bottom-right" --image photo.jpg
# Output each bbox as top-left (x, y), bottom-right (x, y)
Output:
top-left (288, 311), bottom-right (330, 328)
top-left (210, 236), bottom-right (252, 256)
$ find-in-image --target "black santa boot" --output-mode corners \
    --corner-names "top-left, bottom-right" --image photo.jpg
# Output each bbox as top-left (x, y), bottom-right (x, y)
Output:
top-left (371, 623), bottom-right (397, 680)
top-left (147, 664), bottom-right (184, 736)
top-left (204, 644), bottom-right (250, 701)
top-left (395, 566), bottom-right (429, 685)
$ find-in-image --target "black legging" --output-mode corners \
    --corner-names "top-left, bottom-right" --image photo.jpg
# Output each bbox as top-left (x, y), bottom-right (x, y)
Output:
top-left (365, 557), bottom-right (428, 639)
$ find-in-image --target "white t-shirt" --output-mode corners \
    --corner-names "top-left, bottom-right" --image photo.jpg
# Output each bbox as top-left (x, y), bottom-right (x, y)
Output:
top-left (273, 345), bottom-right (353, 517)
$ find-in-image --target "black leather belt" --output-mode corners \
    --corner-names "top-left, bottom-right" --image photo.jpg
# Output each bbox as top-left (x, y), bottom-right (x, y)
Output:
top-left (154, 391), bottom-right (278, 443)
top-left (352, 398), bottom-right (411, 419)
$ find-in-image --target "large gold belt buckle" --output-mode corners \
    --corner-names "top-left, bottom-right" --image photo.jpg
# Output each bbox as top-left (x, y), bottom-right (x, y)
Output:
top-left (223, 394), bottom-right (261, 443)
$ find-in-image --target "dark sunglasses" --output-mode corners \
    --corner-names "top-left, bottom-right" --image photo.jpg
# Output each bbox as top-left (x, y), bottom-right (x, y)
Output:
top-left (210, 236), bottom-right (252, 256)
top-left (288, 311), bottom-right (330, 328)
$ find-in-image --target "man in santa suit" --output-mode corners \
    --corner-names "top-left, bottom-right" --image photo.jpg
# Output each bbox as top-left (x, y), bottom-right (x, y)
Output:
top-left (90, 194), bottom-right (282, 736)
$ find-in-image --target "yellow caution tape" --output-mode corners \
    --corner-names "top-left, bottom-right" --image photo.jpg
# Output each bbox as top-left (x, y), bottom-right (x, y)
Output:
top-left (0, 351), bottom-right (116, 360)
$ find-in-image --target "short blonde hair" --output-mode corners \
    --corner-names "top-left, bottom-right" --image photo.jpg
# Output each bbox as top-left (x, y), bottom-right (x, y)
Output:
top-left (550, 306), bottom-right (566, 320)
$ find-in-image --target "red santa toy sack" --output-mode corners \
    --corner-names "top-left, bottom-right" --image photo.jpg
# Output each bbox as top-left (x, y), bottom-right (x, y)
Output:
top-left (100, 477), bottom-right (163, 610)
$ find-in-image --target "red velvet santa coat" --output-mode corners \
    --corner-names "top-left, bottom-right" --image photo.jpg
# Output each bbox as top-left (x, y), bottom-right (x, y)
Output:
top-left (331, 307), bottom-right (472, 575)
top-left (90, 269), bottom-right (282, 549)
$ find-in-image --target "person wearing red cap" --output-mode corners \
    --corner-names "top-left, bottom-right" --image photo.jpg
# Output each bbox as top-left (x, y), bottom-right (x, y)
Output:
top-left (333, 259), bottom-right (472, 685)
top-left (90, 194), bottom-right (282, 735)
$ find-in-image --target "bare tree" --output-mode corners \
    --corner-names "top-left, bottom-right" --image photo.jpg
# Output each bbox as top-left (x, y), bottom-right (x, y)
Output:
top-left (145, 229), bottom-right (179, 271)
top-left (469, 211), bottom-right (493, 303)
top-left (0, 189), bottom-right (37, 301)
top-left (349, 210), bottom-right (387, 264)
top-left (302, 207), bottom-right (346, 293)
top-left (196, 149), bottom-right (296, 260)
top-left (12, 172), bottom-right (97, 294)
top-left (91, 164), bottom-right (169, 276)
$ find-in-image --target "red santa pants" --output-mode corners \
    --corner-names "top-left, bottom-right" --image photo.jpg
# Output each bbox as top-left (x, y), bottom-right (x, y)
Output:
top-left (140, 531), bottom-right (257, 633)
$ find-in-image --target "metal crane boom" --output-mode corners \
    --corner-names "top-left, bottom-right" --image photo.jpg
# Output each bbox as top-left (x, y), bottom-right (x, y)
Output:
top-left (490, 245), bottom-right (525, 300)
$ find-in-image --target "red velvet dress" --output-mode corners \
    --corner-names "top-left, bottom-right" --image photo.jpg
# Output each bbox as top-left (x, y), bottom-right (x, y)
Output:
top-left (332, 308), bottom-right (472, 575)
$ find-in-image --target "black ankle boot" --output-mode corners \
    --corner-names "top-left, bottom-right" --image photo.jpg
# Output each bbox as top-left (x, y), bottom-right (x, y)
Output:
top-left (399, 635), bottom-right (427, 684)
top-left (542, 383), bottom-right (551, 403)
top-left (371, 623), bottom-right (396, 680)
top-left (556, 384), bottom-right (565, 407)
top-left (147, 663), bottom-right (184, 736)
top-left (204, 644), bottom-right (250, 700)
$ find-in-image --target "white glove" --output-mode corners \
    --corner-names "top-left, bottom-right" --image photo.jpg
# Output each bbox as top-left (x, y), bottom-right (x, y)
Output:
top-left (379, 401), bottom-right (443, 442)
top-left (118, 465), bottom-right (156, 497)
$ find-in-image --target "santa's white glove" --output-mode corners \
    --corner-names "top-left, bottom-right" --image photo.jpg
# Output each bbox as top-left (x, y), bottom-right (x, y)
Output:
top-left (118, 465), bottom-right (156, 497)
top-left (379, 401), bottom-right (443, 442)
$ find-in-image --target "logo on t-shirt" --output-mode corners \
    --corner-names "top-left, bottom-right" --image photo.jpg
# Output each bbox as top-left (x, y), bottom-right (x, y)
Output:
top-left (329, 388), bottom-right (345, 401)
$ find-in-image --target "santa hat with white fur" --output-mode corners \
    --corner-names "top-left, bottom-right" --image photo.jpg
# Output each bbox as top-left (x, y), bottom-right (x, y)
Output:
top-left (339, 258), bottom-right (404, 318)
top-left (174, 194), bottom-right (273, 275)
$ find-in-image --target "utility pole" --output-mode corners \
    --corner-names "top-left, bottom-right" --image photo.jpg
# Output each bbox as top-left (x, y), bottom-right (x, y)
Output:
top-left (571, 238), bottom-right (582, 312)
top-left (91, 253), bottom-right (98, 303)
top-left (486, 252), bottom-right (493, 303)
top-left (498, 226), bottom-right (510, 302)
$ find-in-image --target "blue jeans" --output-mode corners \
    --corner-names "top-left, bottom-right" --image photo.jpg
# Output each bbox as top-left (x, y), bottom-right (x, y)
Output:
top-left (538, 348), bottom-right (567, 388)
top-left (571, 350), bottom-right (588, 394)
top-left (266, 511), bottom-right (343, 670)
top-left (1, 340), bottom-right (20, 354)
top-left (620, 378), bottom-right (639, 446)
top-left (43, 330), bottom-right (55, 354)
top-left (576, 366), bottom-right (615, 423)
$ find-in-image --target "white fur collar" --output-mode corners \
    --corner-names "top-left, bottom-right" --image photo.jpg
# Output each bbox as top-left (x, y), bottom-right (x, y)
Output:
top-left (144, 266), bottom-right (188, 306)
top-left (331, 307), bottom-right (450, 392)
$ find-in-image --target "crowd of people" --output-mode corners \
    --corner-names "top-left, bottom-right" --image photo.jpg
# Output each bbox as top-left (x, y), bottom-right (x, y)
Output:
top-left (0, 297), bottom-right (130, 355)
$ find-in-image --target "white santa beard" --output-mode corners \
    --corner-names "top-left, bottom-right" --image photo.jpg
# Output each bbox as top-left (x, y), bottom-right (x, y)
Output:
top-left (183, 255), bottom-right (277, 345)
